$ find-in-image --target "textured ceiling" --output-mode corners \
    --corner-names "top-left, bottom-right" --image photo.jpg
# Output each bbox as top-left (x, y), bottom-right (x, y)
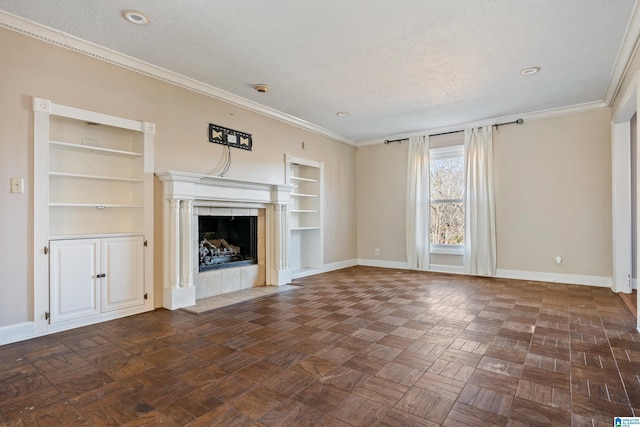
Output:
top-left (0, 1), bottom-right (636, 142)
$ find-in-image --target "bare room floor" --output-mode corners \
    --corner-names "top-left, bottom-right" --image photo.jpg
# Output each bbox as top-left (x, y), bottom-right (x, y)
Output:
top-left (1, 266), bottom-right (638, 426)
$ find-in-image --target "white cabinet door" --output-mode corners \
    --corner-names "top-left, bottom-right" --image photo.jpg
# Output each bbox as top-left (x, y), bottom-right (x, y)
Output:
top-left (101, 236), bottom-right (144, 312)
top-left (49, 239), bottom-right (101, 323)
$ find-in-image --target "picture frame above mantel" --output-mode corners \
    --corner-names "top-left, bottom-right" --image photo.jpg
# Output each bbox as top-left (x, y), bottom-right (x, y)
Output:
top-left (209, 123), bottom-right (252, 151)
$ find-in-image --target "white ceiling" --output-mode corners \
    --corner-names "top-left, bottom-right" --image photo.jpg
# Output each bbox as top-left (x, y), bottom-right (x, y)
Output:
top-left (0, 1), bottom-right (637, 143)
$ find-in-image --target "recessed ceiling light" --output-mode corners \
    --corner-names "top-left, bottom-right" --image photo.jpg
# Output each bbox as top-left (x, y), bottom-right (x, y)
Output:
top-left (254, 84), bottom-right (270, 93)
top-left (521, 66), bottom-right (541, 76)
top-left (336, 112), bottom-right (350, 117)
top-left (122, 10), bottom-right (149, 25)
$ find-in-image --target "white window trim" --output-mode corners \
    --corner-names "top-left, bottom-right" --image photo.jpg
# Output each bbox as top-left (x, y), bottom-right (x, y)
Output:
top-left (430, 243), bottom-right (464, 255)
top-left (429, 144), bottom-right (465, 255)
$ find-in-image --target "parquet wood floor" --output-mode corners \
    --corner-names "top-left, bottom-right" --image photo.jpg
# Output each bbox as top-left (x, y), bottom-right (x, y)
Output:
top-left (1, 266), bottom-right (639, 426)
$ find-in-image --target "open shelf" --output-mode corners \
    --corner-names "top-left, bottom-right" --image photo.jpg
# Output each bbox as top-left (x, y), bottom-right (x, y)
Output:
top-left (50, 140), bottom-right (142, 158)
top-left (290, 176), bottom-right (318, 183)
top-left (50, 172), bottom-right (143, 182)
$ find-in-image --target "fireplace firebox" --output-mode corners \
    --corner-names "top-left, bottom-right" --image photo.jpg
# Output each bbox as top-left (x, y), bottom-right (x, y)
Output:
top-left (198, 216), bottom-right (257, 272)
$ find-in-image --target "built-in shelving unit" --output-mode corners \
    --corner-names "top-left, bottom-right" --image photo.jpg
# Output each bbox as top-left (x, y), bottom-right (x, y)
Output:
top-left (285, 155), bottom-right (324, 278)
top-left (33, 97), bottom-right (155, 336)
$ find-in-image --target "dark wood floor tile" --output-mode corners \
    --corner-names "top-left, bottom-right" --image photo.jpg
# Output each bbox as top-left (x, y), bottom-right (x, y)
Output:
top-left (342, 353), bottom-right (387, 375)
top-left (374, 361), bottom-right (425, 387)
top-left (257, 398), bottom-right (305, 426)
top-left (427, 357), bottom-right (475, 383)
top-left (265, 348), bottom-right (308, 369)
top-left (50, 364), bottom-right (115, 399)
top-left (414, 371), bottom-right (465, 401)
top-left (292, 356), bottom-right (338, 380)
top-left (0, 364), bottom-right (53, 399)
top-left (406, 339), bottom-right (448, 358)
top-left (236, 360), bottom-right (284, 384)
top-left (290, 338), bottom-right (330, 355)
top-left (477, 355), bottom-right (524, 378)
top-left (212, 351), bottom-right (259, 373)
top-left (395, 386), bottom-right (456, 424)
top-left (178, 363), bottom-right (227, 388)
top-left (265, 400), bottom-right (324, 427)
top-left (243, 341), bottom-right (285, 358)
top-left (379, 408), bottom-right (440, 426)
top-left (524, 352), bottom-right (570, 374)
top-left (171, 388), bottom-right (224, 419)
top-left (468, 368), bottom-right (520, 395)
top-left (25, 399), bottom-right (90, 426)
top-left (328, 393), bottom-right (390, 426)
top-left (507, 396), bottom-right (570, 426)
top-left (354, 375), bottom-right (409, 406)
top-left (515, 379), bottom-right (571, 411)
top-left (457, 383), bottom-right (512, 416)
top-left (231, 385), bottom-right (288, 419)
top-left (293, 381), bottom-right (349, 413)
top-left (82, 399), bottom-right (141, 426)
top-left (318, 365), bottom-right (369, 392)
top-left (262, 369), bottom-right (316, 398)
top-left (200, 374), bottom-right (257, 402)
top-left (571, 365), bottom-right (630, 405)
top-left (192, 342), bottom-right (235, 362)
top-left (70, 377), bottom-right (144, 411)
top-left (186, 403), bottom-right (255, 427)
top-left (571, 392), bottom-right (634, 424)
top-left (444, 402), bottom-right (508, 427)
top-left (314, 414), bottom-right (353, 427)
top-left (0, 385), bottom-right (66, 424)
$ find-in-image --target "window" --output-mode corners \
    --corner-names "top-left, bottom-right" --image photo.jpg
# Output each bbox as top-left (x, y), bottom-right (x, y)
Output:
top-left (430, 144), bottom-right (464, 254)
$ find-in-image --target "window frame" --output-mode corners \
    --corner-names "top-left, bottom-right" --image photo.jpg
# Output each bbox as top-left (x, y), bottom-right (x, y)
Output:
top-left (429, 144), bottom-right (465, 255)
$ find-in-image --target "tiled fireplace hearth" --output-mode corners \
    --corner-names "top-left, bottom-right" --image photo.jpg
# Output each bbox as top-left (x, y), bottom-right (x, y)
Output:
top-left (156, 171), bottom-right (294, 310)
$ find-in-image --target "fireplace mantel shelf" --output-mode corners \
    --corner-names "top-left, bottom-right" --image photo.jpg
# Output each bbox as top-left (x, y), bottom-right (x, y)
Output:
top-left (156, 170), bottom-right (294, 206)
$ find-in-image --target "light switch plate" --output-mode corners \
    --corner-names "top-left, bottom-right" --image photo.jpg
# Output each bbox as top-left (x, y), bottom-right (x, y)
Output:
top-left (10, 178), bottom-right (24, 193)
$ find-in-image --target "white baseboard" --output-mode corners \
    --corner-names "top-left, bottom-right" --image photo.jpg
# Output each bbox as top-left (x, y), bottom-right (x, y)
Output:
top-left (632, 278), bottom-right (638, 290)
top-left (321, 259), bottom-right (358, 273)
top-left (357, 258), bottom-right (408, 270)
top-left (0, 321), bottom-right (35, 346)
top-left (495, 269), bottom-right (612, 288)
top-left (354, 259), bottom-right (613, 288)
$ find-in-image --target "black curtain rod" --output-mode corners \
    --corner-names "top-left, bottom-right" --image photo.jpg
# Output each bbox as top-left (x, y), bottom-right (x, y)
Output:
top-left (383, 118), bottom-right (524, 145)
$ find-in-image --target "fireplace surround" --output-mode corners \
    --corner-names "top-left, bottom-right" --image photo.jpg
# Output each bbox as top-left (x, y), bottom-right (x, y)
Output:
top-left (156, 171), bottom-right (294, 309)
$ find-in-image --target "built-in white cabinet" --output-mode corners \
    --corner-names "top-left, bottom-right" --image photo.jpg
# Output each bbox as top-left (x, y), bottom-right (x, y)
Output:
top-left (285, 155), bottom-right (324, 278)
top-left (49, 237), bottom-right (144, 324)
top-left (34, 97), bottom-right (154, 334)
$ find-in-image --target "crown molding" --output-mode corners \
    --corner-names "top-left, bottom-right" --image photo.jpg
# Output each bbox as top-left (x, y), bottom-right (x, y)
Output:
top-left (0, 10), bottom-right (356, 147)
top-left (357, 101), bottom-right (609, 147)
top-left (604, 0), bottom-right (640, 105)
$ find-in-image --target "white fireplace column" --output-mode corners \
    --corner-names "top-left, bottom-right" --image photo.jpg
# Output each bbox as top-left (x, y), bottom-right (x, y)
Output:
top-left (180, 200), bottom-right (194, 289)
top-left (267, 203), bottom-right (291, 286)
top-left (157, 171), bottom-right (294, 310)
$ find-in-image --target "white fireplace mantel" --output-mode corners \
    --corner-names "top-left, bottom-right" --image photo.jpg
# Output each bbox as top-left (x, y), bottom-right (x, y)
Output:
top-left (156, 171), bottom-right (294, 309)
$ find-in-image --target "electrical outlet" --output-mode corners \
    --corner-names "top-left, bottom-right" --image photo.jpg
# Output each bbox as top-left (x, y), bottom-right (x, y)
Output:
top-left (10, 178), bottom-right (24, 193)
top-left (555, 255), bottom-right (562, 266)
top-left (375, 248), bottom-right (380, 256)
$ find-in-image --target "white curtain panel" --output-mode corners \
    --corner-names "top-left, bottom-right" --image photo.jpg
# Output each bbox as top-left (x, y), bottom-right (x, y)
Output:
top-left (406, 135), bottom-right (431, 270)
top-left (464, 126), bottom-right (497, 276)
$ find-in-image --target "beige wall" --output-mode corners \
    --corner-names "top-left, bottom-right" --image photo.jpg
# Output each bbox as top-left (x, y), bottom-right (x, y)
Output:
top-left (356, 108), bottom-right (613, 278)
top-left (0, 28), bottom-right (357, 327)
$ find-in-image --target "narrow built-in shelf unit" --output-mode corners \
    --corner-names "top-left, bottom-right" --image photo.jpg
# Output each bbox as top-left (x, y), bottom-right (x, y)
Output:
top-left (33, 97), bottom-right (155, 336)
top-left (285, 155), bottom-right (324, 278)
